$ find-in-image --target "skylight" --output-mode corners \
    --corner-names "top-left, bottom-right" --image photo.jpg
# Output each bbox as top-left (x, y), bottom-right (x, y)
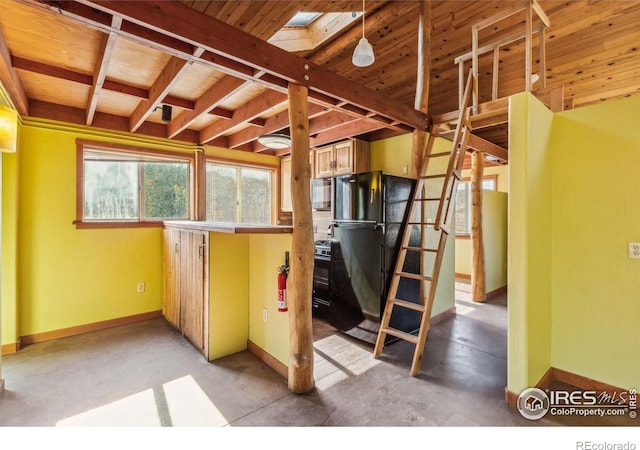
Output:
top-left (286, 12), bottom-right (322, 27)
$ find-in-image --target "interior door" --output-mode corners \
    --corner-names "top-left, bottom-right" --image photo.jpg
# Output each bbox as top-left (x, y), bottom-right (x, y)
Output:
top-left (180, 230), bottom-right (206, 353)
top-left (162, 228), bottom-right (181, 328)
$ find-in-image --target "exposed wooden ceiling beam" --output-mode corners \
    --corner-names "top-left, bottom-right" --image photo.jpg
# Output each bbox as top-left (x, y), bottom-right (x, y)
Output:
top-left (0, 23), bottom-right (28, 114)
top-left (86, 15), bottom-right (121, 125)
top-left (230, 103), bottom-right (327, 150)
top-left (26, 99), bottom-right (230, 145)
top-left (167, 75), bottom-right (248, 138)
top-left (309, 119), bottom-right (387, 148)
top-left (129, 48), bottom-right (204, 132)
top-left (199, 89), bottom-right (289, 144)
top-left (10, 56), bottom-right (205, 112)
top-left (27, 0), bottom-right (421, 138)
top-left (72, 0), bottom-right (429, 131)
top-left (467, 134), bottom-right (508, 162)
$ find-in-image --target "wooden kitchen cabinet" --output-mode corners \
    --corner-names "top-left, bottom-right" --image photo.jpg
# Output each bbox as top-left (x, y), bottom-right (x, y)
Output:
top-left (280, 151), bottom-right (314, 213)
top-left (163, 221), bottom-right (292, 363)
top-left (280, 155), bottom-right (292, 212)
top-left (162, 227), bottom-right (208, 357)
top-left (313, 138), bottom-right (370, 178)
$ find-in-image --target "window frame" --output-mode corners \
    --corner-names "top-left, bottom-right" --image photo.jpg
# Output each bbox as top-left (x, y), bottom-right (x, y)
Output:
top-left (455, 174), bottom-right (498, 238)
top-left (75, 140), bottom-right (195, 229)
top-left (204, 156), bottom-right (279, 225)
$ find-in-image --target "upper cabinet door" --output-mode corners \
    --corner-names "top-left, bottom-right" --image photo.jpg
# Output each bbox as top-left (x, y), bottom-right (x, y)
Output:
top-left (314, 146), bottom-right (335, 178)
top-left (332, 141), bottom-right (355, 176)
top-left (280, 156), bottom-right (292, 212)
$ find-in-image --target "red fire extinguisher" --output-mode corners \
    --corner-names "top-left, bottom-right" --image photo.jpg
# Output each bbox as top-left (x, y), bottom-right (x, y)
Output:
top-left (277, 265), bottom-right (288, 312)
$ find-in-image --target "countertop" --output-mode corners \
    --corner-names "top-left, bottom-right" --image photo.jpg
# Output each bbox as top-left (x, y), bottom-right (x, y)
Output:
top-left (163, 221), bottom-right (293, 234)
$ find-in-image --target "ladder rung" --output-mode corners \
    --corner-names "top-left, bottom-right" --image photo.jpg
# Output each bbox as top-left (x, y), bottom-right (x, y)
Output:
top-left (451, 169), bottom-right (461, 180)
top-left (421, 174), bottom-right (446, 180)
top-left (390, 298), bottom-right (426, 313)
top-left (381, 327), bottom-right (419, 344)
top-left (427, 151), bottom-right (451, 158)
top-left (406, 221), bottom-right (437, 226)
top-left (401, 246), bottom-right (438, 253)
top-left (402, 246), bottom-right (439, 252)
top-left (396, 271), bottom-right (433, 281)
top-left (415, 197), bottom-right (449, 202)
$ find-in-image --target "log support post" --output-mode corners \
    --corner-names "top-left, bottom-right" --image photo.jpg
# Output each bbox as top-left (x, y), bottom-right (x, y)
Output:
top-left (413, 1), bottom-right (431, 303)
top-left (470, 151), bottom-right (486, 302)
top-left (287, 82), bottom-right (315, 394)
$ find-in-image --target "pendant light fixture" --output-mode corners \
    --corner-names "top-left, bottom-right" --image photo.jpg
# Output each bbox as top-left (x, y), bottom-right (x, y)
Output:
top-left (352, 0), bottom-right (374, 67)
top-left (257, 133), bottom-right (291, 150)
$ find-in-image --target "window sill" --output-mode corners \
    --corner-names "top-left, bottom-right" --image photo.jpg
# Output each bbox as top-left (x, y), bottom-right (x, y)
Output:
top-left (455, 234), bottom-right (471, 240)
top-left (73, 220), bottom-right (166, 229)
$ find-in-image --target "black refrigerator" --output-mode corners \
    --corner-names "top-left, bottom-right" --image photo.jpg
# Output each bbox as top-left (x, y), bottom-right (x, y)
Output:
top-left (322, 171), bottom-right (422, 344)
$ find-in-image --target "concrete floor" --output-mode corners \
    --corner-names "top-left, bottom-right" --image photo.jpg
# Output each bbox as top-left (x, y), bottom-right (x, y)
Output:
top-left (0, 286), bottom-right (634, 432)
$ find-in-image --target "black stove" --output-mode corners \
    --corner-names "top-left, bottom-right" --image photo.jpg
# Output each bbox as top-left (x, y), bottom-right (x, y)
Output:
top-left (314, 239), bottom-right (332, 260)
top-left (312, 240), bottom-right (332, 312)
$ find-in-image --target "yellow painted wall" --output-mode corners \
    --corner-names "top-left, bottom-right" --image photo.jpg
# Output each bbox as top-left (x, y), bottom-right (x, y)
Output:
top-left (549, 96), bottom-right (640, 389)
top-left (461, 165), bottom-right (509, 193)
top-left (370, 133), bottom-right (455, 318)
top-left (248, 234), bottom-right (292, 366)
top-left (208, 233), bottom-right (250, 360)
top-left (370, 133), bottom-right (412, 177)
top-left (455, 191), bottom-right (508, 293)
top-left (507, 93), bottom-right (554, 394)
top-left (483, 191), bottom-right (508, 292)
top-left (2, 150), bottom-right (18, 347)
top-left (14, 119), bottom-right (198, 338)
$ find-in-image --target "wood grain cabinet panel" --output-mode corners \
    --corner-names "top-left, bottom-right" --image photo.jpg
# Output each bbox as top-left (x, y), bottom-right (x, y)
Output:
top-left (313, 139), bottom-right (370, 179)
top-left (163, 228), bottom-right (209, 358)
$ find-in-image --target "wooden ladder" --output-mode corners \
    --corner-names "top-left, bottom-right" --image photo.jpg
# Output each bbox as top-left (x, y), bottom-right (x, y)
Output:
top-left (373, 71), bottom-right (475, 376)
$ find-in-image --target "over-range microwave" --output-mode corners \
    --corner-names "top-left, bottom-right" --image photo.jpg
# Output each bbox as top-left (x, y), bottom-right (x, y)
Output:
top-left (311, 177), bottom-right (332, 210)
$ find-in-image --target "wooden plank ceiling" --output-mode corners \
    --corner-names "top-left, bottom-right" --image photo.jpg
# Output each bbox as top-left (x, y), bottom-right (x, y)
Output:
top-left (0, 0), bottom-right (639, 162)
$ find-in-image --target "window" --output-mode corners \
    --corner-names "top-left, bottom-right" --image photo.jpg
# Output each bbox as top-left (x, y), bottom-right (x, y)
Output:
top-left (205, 161), bottom-right (274, 224)
top-left (77, 141), bottom-right (193, 227)
top-left (455, 176), bottom-right (497, 235)
top-left (286, 12), bottom-right (322, 27)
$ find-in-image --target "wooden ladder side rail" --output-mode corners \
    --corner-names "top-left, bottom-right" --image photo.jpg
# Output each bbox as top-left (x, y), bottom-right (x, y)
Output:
top-left (373, 134), bottom-right (437, 359)
top-left (373, 135), bottom-right (435, 358)
top-left (373, 69), bottom-right (477, 377)
top-left (409, 231), bottom-right (448, 376)
top-left (434, 70), bottom-right (475, 231)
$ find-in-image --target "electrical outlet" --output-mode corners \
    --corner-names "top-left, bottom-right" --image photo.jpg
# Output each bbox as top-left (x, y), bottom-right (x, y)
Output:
top-left (137, 282), bottom-right (145, 292)
top-left (629, 242), bottom-right (640, 259)
top-left (262, 308), bottom-right (268, 322)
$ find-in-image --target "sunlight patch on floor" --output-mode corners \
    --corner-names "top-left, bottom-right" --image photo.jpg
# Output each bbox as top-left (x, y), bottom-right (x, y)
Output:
top-left (56, 389), bottom-right (161, 427)
top-left (163, 375), bottom-right (228, 426)
top-left (313, 334), bottom-right (380, 391)
top-left (56, 375), bottom-right (227, 427)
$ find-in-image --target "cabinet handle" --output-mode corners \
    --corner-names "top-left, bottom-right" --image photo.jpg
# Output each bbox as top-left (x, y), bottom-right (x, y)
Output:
top-left (175, 243), bottom-right (179, 254)
top-left (198, 243), bottom-right (205, 259)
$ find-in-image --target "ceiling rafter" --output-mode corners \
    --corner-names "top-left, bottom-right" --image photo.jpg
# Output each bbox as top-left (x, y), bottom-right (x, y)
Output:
top-left (23, 0), bottom-right (428, 142)
top-left (199, 89), bottom-right (289, 144)
top-left (68, 0), bottom-right (429, 130)
top-left (167, 75), bottom-right (248, 138)
top-left (11, 56), bottom-right (198, 110)
top-left (86, 15), bottom-right (121, 125)
top-left (0, 22), bottom-right (28, 114)
top-left (129, 48), bottom-right (204, 132)
top-left (309, 119), bottom-right (387, 149)
top-left (230, 103), bottom-right (328, 150)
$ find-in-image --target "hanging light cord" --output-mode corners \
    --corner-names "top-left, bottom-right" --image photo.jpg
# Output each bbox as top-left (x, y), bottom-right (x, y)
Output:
top-left (361, 0), bottom-right (366, 38)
